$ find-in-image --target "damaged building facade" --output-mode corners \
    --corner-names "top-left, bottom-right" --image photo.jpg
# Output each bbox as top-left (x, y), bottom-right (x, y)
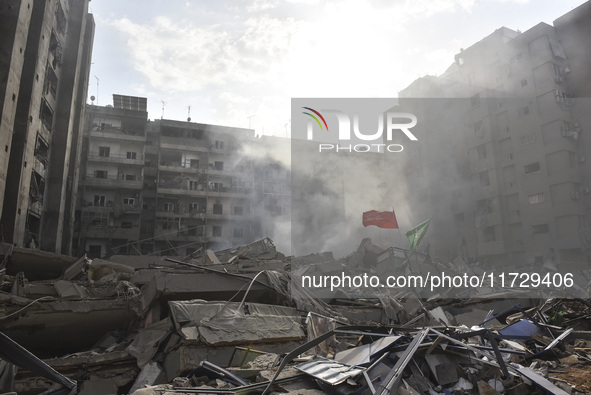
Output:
top-left (396, 2), bottom-right (591, 270)
top-left (74, 96), bottom-right (292, 258)
top-left (0, 0), bottom-right (94, 254)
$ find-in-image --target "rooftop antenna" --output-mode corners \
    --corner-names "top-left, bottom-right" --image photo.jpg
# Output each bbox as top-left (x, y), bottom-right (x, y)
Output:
top-left (94, 75), bottom-right (99, 105)
top-left (160, 100), bottom-right (166, 119)
top-left (187, 105), bottom-right (191, 122)
top-left (247, 114), bottom-right (255, 129)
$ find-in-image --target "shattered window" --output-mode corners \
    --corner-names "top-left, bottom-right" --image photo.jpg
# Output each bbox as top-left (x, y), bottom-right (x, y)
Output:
top-left (213, 203), bottom-right (223, 214)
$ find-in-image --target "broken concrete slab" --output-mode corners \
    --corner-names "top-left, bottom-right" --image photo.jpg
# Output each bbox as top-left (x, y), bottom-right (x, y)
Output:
top-left (129, 362), bottom-right (166, 394)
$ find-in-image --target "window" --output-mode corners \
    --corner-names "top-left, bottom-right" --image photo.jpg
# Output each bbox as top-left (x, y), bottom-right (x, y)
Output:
top-left (476, 144), bottom-right (487, 160)
top-left (126, 151), bottom-right (137, 159)
top-left (214, 161), bottom-right (224, 170)
top-left (213, 203), bottom-right (223, 214)
top-left (234, 228), bottom-right (243, 238)
top-left (87, 245), bottom-right (102, 258)
top-left (476, 199), bottom-right (493, 215)
top-left (189, 202), bottom-right (200, 211)
top-left (190, 159), bottom-right (199, 168)
top-left (188, 226), bottom-right (203, 236)
top-left (518, 106), bottom-right (530, 117)
top-left (125, 174), bottom-right (137, 181)
top-left (520, 78), bottom-right (528, 87)
top-left (90, 217), bottom-right (107, 227)
top-left (528, 193), bottom-right (545, 204)
top-left (163, 202), bottom-right (174, 212)
top-left (209, 182), bottom-right (223, 191)
top-left (213, 226), bottom-right (222, 237)
top-left (215, 140), bottom-right (224, 149)
top-left (532, 224), bottom-right (549, 234)
top-left (483, 226), bottom-right (496, 242)
top-left (94, 195), bottom-right (106, 207)
top-left (473, 120), bottom-right (484, 138)
top-left (479, 171), bottom-right (490, 187)
top-left (123, 198), bottom-right (135, 205)
top-left (94, 170), bottom-right (107, 179)
top-left (99, 146), bottom-right (110, 157)
top-left (234, 206), bottom-right (243, 215)
top-left (121, 222), bottom-right (133, 229)
top-left (524, 162), bottom-right (540, 174)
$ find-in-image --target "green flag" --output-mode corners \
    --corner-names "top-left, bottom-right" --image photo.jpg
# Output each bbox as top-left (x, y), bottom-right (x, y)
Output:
top-left (406, 219), bottom-right (430, 257)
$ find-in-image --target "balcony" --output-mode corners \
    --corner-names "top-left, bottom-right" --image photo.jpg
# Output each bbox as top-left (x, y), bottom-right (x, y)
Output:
top-left (83, 174), bottom-right (143, 189)
top-left (156, 184), bottom-right (252, 198)
top-left (89, 126), bottom-right (145, 142)
top-left (82, 226), bottom-right (139, 240)
top-left (159, 136), bottom-right (209, 152)
top-left (88, 153), bottom-right (144, 166)
top-left (158, 161), bottom-right (205, 174)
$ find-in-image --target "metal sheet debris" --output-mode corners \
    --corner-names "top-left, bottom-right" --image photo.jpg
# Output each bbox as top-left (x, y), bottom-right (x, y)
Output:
top-left (0, 237), bottom-right (589, 394)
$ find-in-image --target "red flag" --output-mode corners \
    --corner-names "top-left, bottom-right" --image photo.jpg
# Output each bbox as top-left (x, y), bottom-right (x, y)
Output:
top-left (362, 210), bottom-right (399, 229)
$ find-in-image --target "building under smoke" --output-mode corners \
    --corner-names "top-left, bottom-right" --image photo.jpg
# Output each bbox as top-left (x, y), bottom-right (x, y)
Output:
top-left (396, 1), bottom-right (591, 270)
top-left (74, 96), bottom-right (293, 258)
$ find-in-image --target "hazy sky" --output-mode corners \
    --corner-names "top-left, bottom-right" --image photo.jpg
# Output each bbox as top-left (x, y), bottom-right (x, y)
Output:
top-left (88, 0), bottom-right (587, 136)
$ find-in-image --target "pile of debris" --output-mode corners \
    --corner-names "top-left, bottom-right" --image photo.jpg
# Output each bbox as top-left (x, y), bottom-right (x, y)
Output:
top-left (0, 239), bottom-right (590, 394)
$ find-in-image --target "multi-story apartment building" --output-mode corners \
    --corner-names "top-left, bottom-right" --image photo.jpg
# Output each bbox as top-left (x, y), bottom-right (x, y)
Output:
top-left (148, 118), bottom-right (257, 256)
top-left (75, 96), bottom-right (284, 258)
top-left (396, 2), bottom-right (591, 271)
top-left (0, 0), bottom-right (94, 254)
top-left (74, 95), bottom-right (148, 258)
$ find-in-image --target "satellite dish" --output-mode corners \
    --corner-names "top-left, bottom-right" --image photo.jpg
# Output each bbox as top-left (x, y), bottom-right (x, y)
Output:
top-left (90, 95), bottom-right (95, 104)
top-left (187, 117), bottom-right (191, 122)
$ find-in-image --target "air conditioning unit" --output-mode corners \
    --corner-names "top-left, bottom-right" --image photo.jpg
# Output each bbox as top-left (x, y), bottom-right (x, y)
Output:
top-left (571, 191), bottom-right (580, 200)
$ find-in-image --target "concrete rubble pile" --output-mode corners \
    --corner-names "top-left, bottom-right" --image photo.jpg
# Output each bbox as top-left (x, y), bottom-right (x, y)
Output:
top-left (0, 239), bottom-right (590, 394)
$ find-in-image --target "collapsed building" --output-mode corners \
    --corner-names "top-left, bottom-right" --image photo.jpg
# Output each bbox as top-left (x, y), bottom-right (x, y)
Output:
top-left (0, 238), bottom-right (590, 394)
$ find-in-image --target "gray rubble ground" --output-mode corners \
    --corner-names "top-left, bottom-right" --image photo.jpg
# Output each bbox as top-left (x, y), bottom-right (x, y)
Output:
top-left (0, 238), bottom-right (590, 394)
